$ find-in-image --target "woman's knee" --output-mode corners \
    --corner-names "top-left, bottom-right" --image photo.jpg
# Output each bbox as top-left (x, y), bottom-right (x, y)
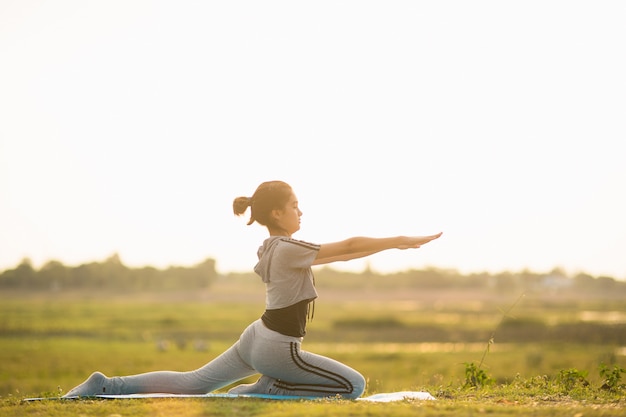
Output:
top-left (344, 372), bottom-right (366, 399)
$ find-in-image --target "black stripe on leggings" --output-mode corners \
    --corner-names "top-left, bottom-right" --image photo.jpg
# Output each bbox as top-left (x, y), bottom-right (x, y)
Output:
top-left (273, 342), bottom-right (354, 395)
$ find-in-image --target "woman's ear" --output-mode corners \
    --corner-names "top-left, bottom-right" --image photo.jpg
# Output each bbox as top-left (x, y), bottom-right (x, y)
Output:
top-left (271, 208), bottom-right (283, 222)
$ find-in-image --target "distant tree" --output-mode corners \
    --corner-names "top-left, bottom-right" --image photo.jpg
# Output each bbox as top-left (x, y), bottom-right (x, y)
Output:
top-left (71, 262), bottom-right (100, 289)
top-left (517, 269), bottom-right (544, 290)
top-left (39, 260), bottom-right (70, 290)
top-left (464, 272), bottom-right (490, 288)
top-left (596, 276), bottom-right (616, 291)
top-left (549, 267), bottom-right (568, 278)
top-left (135, 266), bottom-right (159, 290)
top-left (16, 258), bottom-right (36, 288)
top-left (101, 253), bottom-right (129, 288)
top-left (195, 258), bottom-right (218, 288)
top-left (492, 271), bottom-right (517, 293)
top-left (573, 272), bottom-right (595, 290)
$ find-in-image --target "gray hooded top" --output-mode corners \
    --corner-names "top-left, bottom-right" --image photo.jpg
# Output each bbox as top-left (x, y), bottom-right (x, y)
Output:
top-left (254, 236), bottom-right (320, 309)
top-left (255, 236), bottom-right (320, 336)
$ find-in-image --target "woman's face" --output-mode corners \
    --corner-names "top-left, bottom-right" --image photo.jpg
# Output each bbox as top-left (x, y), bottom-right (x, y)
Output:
top-left (274, 192), bottom-right (302, 236)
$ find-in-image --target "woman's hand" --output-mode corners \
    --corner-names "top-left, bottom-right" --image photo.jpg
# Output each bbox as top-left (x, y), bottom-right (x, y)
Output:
top-left (397, 232), bottom-right (443, 249)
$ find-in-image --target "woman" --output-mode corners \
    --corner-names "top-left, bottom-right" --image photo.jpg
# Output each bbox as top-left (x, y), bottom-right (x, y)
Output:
top-left (64, 180), bottom-right (442, 399)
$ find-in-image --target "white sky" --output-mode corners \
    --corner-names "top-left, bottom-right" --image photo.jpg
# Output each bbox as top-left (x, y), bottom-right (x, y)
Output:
top-left (1, 1), bottom-right (625, 279)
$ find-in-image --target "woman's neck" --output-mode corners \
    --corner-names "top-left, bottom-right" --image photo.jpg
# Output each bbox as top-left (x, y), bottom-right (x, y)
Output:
top-left (268, 227), bottom-right (291, 237)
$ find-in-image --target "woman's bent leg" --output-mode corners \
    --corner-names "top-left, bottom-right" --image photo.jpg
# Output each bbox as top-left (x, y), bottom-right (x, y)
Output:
top-left (266, 343), bottom-right (365, 399)
top-left (244, 325), bottom-right (365, 399)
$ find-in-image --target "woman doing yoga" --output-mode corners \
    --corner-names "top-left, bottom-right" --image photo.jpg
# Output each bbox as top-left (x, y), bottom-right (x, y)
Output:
top-left (65, 180), bottom-right (442, 399)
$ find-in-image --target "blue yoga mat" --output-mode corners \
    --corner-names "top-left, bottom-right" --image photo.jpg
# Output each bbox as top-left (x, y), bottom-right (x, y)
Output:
top-left (23, 391), bottom-right (436, 402)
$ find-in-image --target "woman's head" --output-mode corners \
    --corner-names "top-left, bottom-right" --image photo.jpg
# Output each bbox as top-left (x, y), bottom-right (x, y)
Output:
top-left (233, 181), bottom-right (299, 234)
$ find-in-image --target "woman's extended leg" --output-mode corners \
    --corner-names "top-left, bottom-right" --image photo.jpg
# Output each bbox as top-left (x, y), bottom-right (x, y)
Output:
top-left (64, 327), bottom-right (258, 397)
top-left (115, 342), bottom-right (257, 394)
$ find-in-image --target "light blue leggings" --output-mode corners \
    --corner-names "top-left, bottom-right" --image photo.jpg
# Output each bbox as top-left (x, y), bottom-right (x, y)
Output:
top-left (105, 319), bottom-right (365, 398)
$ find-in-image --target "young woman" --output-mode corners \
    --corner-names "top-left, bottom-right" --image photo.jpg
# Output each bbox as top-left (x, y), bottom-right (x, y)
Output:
top-left (64, 180), bottom-right (442, 399)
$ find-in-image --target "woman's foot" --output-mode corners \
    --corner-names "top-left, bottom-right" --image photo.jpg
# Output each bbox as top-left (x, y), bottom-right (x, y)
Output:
top-left (228, 375), bottom-right (277, 395)
top-left (63, 372), bottom-right (109, 397)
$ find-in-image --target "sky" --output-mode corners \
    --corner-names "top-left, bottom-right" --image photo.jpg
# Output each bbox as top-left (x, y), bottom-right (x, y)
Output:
top-left (1, 1), bottom-right (625, 280)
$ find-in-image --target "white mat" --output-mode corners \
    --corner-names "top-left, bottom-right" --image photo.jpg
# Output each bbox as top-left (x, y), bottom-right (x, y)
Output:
top-left (358, 391), bottom-right (436, 402)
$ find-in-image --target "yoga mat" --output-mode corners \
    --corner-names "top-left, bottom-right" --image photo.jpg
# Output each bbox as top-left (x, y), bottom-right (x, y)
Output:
top-left (23, 391), bottom-right (435, 402)
top-left (358, 391), bottom-right (436, 402)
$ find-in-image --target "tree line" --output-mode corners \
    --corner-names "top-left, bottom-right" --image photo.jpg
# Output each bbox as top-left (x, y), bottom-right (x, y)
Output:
top-left (0, 254), bottom-right (217, 292)
top-left (0, 255), bottom-right (624, 295)
top-left (312, 265), bottom-right (626, 295)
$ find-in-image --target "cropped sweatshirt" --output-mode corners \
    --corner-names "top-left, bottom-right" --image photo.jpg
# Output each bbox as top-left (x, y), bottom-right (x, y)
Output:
top-left (254, 236), bottom-right (320, 337)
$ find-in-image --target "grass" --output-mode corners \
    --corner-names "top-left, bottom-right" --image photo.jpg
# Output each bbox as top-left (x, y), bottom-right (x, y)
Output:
top-left (1, 283), bottom-right (625, 416)
top-left (3, 389), bottom-right (625, 417)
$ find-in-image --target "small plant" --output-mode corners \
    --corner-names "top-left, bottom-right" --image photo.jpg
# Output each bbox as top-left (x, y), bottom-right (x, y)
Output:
top-left (463, 362), bottom-right (494, 388)
top-left (556, 368), bottom-right (589, 391)
top-left (476, 293), bottom-right (525, 371)
top-left (516, 374), bottom-right (550, 390)
top-left (599, 363), bottom-right (626, 392)
top-left (464, 293), bottom-right (524, 390)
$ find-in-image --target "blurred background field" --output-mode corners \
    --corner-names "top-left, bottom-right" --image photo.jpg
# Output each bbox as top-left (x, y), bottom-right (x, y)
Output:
top-left (1, 268), bottom-right (625, 399)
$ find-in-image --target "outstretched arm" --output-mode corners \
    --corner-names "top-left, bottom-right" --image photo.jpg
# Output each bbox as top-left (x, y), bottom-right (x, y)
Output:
top-left (312, 232), bottom-right (442, 265)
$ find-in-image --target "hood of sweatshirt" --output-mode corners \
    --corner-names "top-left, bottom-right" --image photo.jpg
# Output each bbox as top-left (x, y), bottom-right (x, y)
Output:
top-left (253, 236), bottom-right (286, 283)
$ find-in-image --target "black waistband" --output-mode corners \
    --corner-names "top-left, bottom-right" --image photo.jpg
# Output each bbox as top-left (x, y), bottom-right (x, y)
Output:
top-left (261, 299), bottom-right (314, 337)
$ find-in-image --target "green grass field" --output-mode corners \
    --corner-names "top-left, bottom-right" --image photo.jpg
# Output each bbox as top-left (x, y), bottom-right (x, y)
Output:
top-left (1, 279), bottom-right (625, 416)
